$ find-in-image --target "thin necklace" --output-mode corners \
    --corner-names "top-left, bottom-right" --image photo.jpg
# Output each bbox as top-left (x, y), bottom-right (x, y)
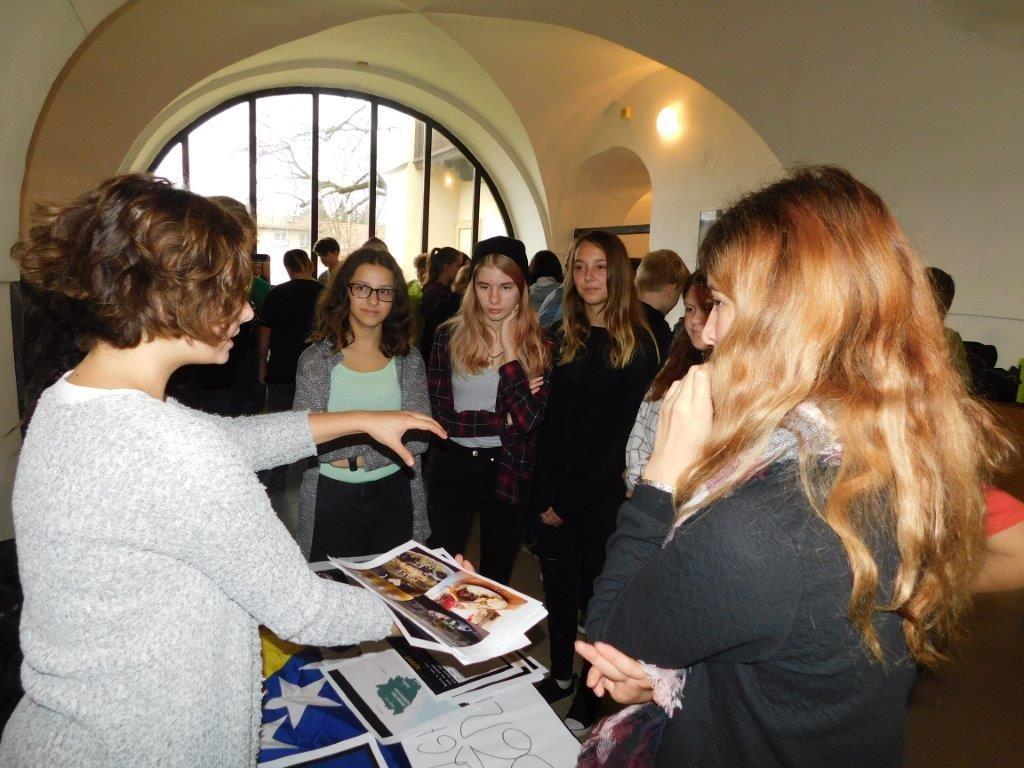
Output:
top-left (488, 349), bottom-right (505, 359)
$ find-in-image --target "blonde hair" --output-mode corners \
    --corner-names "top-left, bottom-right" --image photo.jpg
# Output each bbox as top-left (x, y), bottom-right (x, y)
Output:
top-left (681, 166), bottom-right (1014, 666)
top-left (446, 255), bottom-right (551, 379)
top-left (635, 248), bottom-right (689, 293)
top-left (560, 231), bottom-right (656, 368)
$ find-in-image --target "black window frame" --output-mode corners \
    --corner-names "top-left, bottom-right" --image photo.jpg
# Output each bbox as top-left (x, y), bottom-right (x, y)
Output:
top-left (147, 86), bottom-right (514, 266)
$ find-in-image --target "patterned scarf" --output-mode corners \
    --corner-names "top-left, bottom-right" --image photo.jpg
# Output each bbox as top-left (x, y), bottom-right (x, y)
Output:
top-left (578, 402), bottom-right (841, 767)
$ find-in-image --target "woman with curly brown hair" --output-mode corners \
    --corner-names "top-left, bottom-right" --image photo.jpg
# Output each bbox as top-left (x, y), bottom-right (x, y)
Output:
top-left (295, 247), bottom-right (432, 560)
top-left (577, 166), bottom-right (1014, 767)
top-left (1, 175), bottom-right (444, 768)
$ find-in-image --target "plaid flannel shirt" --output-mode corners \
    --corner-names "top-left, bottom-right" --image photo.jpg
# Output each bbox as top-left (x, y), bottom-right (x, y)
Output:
top-left (427, 327), bottom-right (553, 505)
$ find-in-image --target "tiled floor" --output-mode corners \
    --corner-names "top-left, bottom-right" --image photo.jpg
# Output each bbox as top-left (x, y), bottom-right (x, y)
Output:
top-left (272, 469), bottom-right (1024, 765)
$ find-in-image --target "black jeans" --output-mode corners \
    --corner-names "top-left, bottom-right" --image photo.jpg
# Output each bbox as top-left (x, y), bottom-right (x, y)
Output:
top-left (537, 478), bottom-right (625, 680)
top-left (310, 470), bottom-right (414, 560)
top-left (426, 443), bottom-right (527, 585)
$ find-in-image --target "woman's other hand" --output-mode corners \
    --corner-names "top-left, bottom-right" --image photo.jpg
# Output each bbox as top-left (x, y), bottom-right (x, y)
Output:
top-left (540, 507), bottom-right (564, 527)
top-left (453, 554), bottom-right (476, 574)
top-left (575, 640), bottom-right (654, 704)
top-left (528, 375), bottom-right (544, 395)
top-left (642, 364), bottom-right (714, 488)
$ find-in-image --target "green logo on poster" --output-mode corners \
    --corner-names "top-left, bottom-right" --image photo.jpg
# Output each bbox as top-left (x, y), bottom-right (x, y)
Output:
top-left (376, 676), bottom-right (420, 714)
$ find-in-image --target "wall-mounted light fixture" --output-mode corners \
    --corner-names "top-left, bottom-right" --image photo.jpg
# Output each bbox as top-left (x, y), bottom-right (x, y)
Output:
top-left (443, 170), bottom-right (455, 189)
top-left (656, 105), bottom-right (683, 140)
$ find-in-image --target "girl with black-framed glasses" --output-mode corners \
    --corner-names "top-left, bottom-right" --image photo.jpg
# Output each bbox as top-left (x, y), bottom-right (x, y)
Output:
top-left (295, 247), bottom-right (433, 560)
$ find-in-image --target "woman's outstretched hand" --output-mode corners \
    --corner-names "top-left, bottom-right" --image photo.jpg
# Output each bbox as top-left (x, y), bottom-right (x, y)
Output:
top-left (575, 640), bottom-right (654, 705)
top-left (361, 411), bottom-right (447, 466)
top-left (642, 364), bottom-right (714, 488)
top-left (309, 411), bottom-right (446, 467)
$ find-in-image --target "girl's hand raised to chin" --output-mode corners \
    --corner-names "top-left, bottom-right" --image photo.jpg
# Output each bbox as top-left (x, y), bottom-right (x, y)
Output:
top-left (499, 305), bottom-right (520, 362)
top-left (642, 364), bottom-right (714, 488)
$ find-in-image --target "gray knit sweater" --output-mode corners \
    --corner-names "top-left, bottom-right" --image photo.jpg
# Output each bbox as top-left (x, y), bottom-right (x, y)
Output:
top-left (294, 341), bottom-right (430, 558)
top-left (0, 377), bottom-right (393, 768)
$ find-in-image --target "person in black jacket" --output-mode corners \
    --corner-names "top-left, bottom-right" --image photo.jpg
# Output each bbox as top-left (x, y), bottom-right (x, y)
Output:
top-left (418, 246), bottom-right (467, 360)
top-left (575, 166), bottom-right (1013, 767)
top-left (531, 231), bottom-right (659, 728)
top-left (634, 248), bottom-right (688, 361)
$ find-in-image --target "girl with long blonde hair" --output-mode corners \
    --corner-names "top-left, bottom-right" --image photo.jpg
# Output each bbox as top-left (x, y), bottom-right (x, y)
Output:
top-left (426, 236), bottom-right (553, 584)
top-left (532, 231), bottom-right (660, 725)
top-left (576, 166), bottom-right (1014, 767)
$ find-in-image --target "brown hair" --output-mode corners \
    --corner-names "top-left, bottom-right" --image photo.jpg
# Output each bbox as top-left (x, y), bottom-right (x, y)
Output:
top-left (635, 248), bottom-right (689, 293)
top-left (309, 247), bottom-right (412, 357)
top-left (648, 271), bottom-right (711, 401)
top-left (446, 254), bottom-right (551, 379)
top-left (426, 246), bottom-right (465, 286)
top-left (13, 175), bottom-right (254, 350)
top-left (560, 231), bottom-right (656, 368)
top-left (682, 166), bottom-right (1015, 666)
top-left (283, 248), bottom-right (312, 273)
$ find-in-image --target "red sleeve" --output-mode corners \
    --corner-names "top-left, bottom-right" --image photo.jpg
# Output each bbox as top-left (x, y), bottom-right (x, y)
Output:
top-left (984, 486), bottom-right (1024, 537)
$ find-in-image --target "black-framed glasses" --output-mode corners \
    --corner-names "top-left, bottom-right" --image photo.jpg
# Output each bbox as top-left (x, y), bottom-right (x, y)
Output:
top-left (347, 282), bottom-right (396, 303)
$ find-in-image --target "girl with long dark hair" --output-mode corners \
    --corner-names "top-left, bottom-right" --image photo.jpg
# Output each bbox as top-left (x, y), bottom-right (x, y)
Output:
top-left (418, 246), bottom-right (466, 359)
top-left (427, 236), bottom-right (553, 584)
top-left (296, 247), bottom-right (431, 560)
top-left (532, 230), bottom-right (659, 727)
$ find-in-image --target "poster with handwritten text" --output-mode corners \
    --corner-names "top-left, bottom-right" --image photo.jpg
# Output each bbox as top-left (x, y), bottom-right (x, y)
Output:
top-left (401, 684), bottom-right (580, 768)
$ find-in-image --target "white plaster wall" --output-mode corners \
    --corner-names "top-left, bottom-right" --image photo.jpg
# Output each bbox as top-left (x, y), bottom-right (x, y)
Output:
top-left (83, 16), bottom-right (552, 255)
top-left (0, 0), bottom-right (107, 539)
top-left (574, 68), bottom-right (783, 270)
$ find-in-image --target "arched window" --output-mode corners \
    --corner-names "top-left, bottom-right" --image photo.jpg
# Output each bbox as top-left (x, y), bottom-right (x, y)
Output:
top-left (150, 88), bottom-right (512, 283)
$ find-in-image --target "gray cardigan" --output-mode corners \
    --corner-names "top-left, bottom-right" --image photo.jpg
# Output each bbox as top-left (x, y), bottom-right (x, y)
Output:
top-left (293, 340), bottom-right (431, 557)
top-left (0, 379), bottom-right (393, 768)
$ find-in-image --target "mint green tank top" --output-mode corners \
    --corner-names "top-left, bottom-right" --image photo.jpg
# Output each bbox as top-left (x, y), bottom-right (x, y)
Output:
top-left (320, 358), bottom-right (402, 483)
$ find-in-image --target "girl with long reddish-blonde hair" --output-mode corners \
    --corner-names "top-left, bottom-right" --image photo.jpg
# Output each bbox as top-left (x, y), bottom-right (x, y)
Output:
top-left (577, 167), bottom-right (1014, 767)
top-left (426, 236), bottom-right (553, 585)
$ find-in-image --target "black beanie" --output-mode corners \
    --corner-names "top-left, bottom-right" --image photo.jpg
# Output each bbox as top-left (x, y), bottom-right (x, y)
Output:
top-left (470, 236), bottom-right (529, 281)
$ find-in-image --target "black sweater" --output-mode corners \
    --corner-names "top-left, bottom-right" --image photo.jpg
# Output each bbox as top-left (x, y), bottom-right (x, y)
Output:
top-left (587, 464), bottom-right (916, 767)
top-left (533, 326), bottom-right (658, 521)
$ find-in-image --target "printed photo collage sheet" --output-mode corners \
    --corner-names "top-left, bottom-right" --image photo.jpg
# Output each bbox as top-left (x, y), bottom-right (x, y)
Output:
top-left (330, 541), bottom-right (548, 665)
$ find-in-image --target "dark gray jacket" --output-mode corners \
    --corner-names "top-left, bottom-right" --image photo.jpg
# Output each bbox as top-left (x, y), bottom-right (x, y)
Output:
top-left (588, 464), bottom-right (915, 767)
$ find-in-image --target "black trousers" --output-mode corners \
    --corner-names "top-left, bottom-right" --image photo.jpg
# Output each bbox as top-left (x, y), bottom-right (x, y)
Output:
top-left (537, 478), bottom-right (625, 680)
top-left (426, 443), bottom-right (527, 585)
top-left (261, 383), bottom-right (296, 490)
top-left (310, 470), bottom-right (414, 560)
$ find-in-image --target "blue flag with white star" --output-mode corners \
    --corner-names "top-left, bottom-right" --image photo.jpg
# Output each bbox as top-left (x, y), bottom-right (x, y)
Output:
top-left (259, 647), bottom-right (411, 768)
